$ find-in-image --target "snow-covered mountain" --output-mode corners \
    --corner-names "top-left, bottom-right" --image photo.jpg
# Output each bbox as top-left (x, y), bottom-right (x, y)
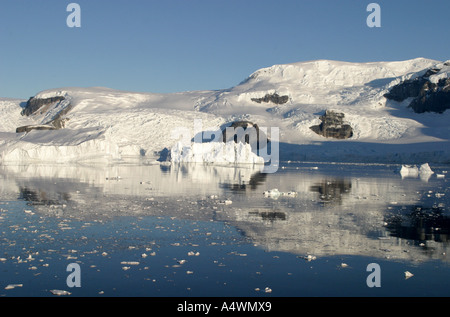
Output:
top-left (1, 57), bottom-right (449, 164)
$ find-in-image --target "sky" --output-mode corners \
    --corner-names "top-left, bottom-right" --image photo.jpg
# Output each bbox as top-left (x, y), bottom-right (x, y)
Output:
top-left (0, 0), bottom-right (449, 99)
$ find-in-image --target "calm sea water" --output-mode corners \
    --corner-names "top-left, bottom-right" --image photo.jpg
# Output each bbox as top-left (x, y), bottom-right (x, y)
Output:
top-left (0, 162), bottom-right (448, 297)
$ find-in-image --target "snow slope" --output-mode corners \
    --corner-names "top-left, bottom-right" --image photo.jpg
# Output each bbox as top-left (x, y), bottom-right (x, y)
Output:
top-left (1, 58), bottom-right (449, 164)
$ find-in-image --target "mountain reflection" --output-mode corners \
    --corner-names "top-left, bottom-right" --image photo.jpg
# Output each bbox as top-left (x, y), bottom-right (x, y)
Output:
top-left (385, 205), bottom-right (450, 243)
top-left (309, 178), bottom-right (352, 205)
top-left (220, 172), bottom-right (267, 192)
top-left (1, 162), bottom-right (448, 263)
top-left (19, 187), bottom-right (70, 206)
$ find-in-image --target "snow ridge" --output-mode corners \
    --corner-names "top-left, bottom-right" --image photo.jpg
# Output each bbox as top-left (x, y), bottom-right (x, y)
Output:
top-left (1, 58), bottom-right (449, 164)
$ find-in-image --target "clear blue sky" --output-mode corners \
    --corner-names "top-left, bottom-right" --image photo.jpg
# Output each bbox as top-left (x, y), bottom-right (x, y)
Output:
top-left (1, 0), bottom-right (449, 99)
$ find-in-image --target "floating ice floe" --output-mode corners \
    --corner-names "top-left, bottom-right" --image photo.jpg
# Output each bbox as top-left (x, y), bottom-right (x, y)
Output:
top-left (5, 284), bottom-right (23, 290)
top-left (399, 163), bottom-right (434, 180)
top-left (263, 188), bottom-right (281, 198)
top-left (404, 271), bottom-right (414, 279)
top-left (120, 261), bottom-right (140, 265)
top-left (50, 289), bottom-right (72, 296)
top-left (303, 254), bottom-right (317, 261)
top-left (263, 188), bottom-right (298, 199)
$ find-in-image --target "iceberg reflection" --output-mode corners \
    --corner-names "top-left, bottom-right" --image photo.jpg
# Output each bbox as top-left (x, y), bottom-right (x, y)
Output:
top-left (1, 162), bottom-right (448, 263)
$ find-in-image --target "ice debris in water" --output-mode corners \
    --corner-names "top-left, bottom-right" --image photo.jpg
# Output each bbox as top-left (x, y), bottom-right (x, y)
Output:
top-left (263, 189), bottom-right (298, 199)
top-left (302, 254), bottom-right (316, 261)
top-left (5, 284), bottom-right (23, 290)
top-left (404, 271), bottom-right (414, 279)
top-left (121, 261), bottom-right (140, 265)
top-left (50, 289), bottom-right (72, 296)
top-left (399, 163), bottom-right (434, 178)
top-left (263, 189), bottom-right (281, 198)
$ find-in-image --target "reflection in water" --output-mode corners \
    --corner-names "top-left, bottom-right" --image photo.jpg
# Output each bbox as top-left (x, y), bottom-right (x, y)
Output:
top-left (220, 172), bottom-right (267, 192)
top-left (248, 210), bottom-right (287, 222)
top-left (309, 178), bottom-right (352, 205)
top-left (1, 162), bottom-right (449, 263)
top-left (19, 187), bottom-right (70, 206)
top-left (385, 206), bottom-right (450, 243)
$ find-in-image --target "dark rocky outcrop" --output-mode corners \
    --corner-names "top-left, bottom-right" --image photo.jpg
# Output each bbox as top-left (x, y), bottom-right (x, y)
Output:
top-left (383, 77), bottom-right (428, 102)
top-left (16, 95), bottom-right (72, 133)
top-left (384, 67), bottom-right (450, 113)
top-left (408, 78), bottom-right (450, 113)
top-left (49, 102), bottom-right (73, 129)
top-left (21, 96), bottom-right (66, 116)
top-left (222, 120), bottom-right (269, 151)
top-left (16, 125), bottom-right (57, 133)
top-left (310, 110), bottom-right (353, 139)
top-left (251, 93), bottom-right (289, 105)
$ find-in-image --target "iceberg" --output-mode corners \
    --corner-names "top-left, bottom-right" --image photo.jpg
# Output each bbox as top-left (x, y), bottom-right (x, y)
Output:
top-left (170, 141), bottom-right (265, 165)
top-left (400, 165), bottom-right (419, 178)
top-left (399, 163), bottom-right (434, 180)
top-left (418, 163), bottom-right (434, 175)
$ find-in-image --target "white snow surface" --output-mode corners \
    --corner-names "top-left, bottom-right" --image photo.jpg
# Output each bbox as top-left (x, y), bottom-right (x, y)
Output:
top-left (1, 57), bottom-right (450, 164)
top-left (170, 141), bottom-right (265, 165)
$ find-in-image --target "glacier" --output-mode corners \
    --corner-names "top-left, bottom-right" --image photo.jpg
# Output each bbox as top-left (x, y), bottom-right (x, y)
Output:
top-left (1, 58), bottom-right (450, 165)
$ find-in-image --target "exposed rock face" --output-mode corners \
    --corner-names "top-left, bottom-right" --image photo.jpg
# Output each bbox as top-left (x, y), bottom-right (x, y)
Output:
top-left (408, 78), bottom-right (450, 113)
top-left (222, 121), bottom-right (269, 151)
top-left (310, 110), bottom-right (353, 139)
top-left (21, 96), bottom-right (66, 116)
top-left (17, 96), bottom-right (72, 133)
top-left (384, 67), bottom-right (450, 113)
top-left (16, 125), bottom-right (57, 133)
top-left (383, 77), bottom-right (428, 102)
top-left (251, 93), bottom-right (289, 105)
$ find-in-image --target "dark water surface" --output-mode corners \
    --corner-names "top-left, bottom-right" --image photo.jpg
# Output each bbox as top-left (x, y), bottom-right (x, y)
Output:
top-left (0, 162), bottom-right (449, 297)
